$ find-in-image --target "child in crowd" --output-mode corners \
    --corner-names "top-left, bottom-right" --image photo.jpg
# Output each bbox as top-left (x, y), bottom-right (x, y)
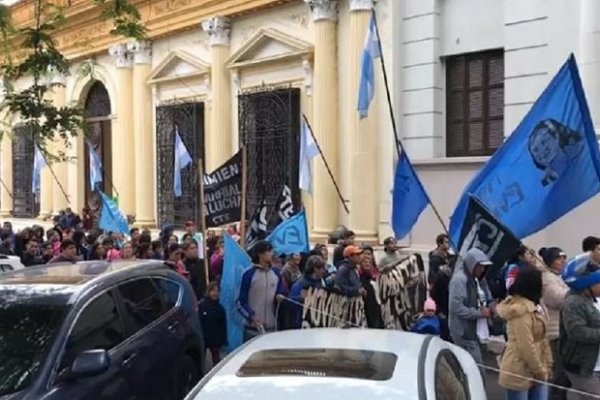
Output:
top-left (199, 282), bottom-right (228, 368)
top-left (411, 298), bottom-right (448, 339)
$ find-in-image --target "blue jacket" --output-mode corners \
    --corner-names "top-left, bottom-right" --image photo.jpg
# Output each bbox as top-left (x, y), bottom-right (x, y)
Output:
top-left (236, 265), bottom-right (284, 331)
top-left (334, 261), bottom-right (361, 296)
top-left (289, 275), bottom-right (323, 329)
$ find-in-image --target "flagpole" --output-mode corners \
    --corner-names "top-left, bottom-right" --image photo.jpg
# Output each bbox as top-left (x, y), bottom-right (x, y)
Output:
top-left (371, 10), bottom-right (451, 241)
top-left (42, 155), bottom-right (70, 205)
top-left (0, 176), bottom-right (12, 199)
top-left (198, 158), bottom-right (210, 285)
top-left (239, 146), bottom-right (248, 247)
top-left (302, 115), bottom-right (350, 215)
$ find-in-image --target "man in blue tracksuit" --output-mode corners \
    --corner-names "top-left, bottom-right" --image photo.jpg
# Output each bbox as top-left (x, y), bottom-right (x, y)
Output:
top-left (236, 240), bottom-right (285, 341)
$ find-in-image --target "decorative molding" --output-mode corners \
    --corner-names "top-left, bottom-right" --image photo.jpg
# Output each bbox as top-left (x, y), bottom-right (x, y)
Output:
top-left (302, 58), bottom-right (312, 96)
top-left (349, 0), bottom-right (375, 11)
top-left (201, 16), bottom-right (231, 47)
top-left (127, 40), bottom-right (152, 65)
top-left (108, 43), bottom-right (133, 69)
top-left (289, 11), bottom-right (309, 28)
top-left (304, 0), bottom-right (338, 22)
top-left (231, 69), bottom-right (241, 92)
top-left (226, 28), bottom-right (313, 70)
top-left (147, 50), bottom-right (210, 85)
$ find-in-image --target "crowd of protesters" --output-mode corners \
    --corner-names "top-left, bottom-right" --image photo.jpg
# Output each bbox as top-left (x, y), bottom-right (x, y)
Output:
top-left (5, 209), bottom-right (600, 399)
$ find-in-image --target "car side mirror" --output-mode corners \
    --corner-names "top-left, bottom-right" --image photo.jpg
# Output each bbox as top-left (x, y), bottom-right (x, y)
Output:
top-left (70, 349), bottom-right (110, 379)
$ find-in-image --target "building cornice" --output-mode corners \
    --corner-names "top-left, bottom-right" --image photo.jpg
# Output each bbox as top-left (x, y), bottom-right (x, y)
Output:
top-left (7, 0), bottom-right (294, 60)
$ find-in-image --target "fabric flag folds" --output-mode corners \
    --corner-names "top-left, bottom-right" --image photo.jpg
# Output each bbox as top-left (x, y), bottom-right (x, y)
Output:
top-left (457, 195), bottom-right (521, 267)
top-left (245, 197), bottom-right (268, 249)
top-left (449, 54), bottom-right (600, 244)
top-left (173, 127), bottom-right (193, 197)
top-left (267, 209), bottom-right (310, 255)
top-left (299, 117), bottom-right (319, 193)
top-left (98, 191), bottom-right (129, 235)
top-left (357, 13), bottom-right (381, 119)
top-left (221, 234), bottom-right (251, 351)
top-left (391, 151), bottom-right (429, 239)
top-left (32, 145), bottom-right (47, 194)
top-left (88, 141), bottom-right (103, 191)
top-left (275, 184), bottom-right (295, 224)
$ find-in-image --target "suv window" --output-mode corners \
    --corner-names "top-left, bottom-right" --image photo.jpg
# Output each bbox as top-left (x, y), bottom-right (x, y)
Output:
top-left (0, 264), bottom-right (13, 272)
top-left (60, 292), bottom-right (125, 371)
top-left (434, 350), bottom-right (470, 400)
top-left (118, 278), bottom-right (166, 333)
top-left (155, 279), bottom-right (181, 310)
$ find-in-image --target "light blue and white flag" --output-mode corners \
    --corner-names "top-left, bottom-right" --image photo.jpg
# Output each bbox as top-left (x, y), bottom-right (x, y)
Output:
top-left (32, 144), bottom-right (46, 194)
top-left (174, 127), bottom-right (193, 197)
top-left (357, 13), bottom-right (381, 119)
top-left (88, 142), bottom-right (103, 191)
top-left (299, 117), bottom-right (319, 193)
top-left (98, 191), bottom-right (129, 235)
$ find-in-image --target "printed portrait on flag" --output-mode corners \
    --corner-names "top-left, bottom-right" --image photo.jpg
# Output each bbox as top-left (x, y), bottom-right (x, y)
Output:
top-left (528, 119), bottom-right (584, 186)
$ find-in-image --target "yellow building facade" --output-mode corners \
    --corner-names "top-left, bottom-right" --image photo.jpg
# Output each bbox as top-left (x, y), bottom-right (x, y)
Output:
top-left (2, 0), bottom-right (397, 243)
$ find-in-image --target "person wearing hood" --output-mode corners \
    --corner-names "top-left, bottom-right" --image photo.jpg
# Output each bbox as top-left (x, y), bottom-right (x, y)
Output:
top-left (559, 253), bottom-right (600, 398)
top-left (497, 266), bottom-right (552, 400)
top-left (448, 247), bottom-right (495, 378)
top-left (538, 247), bottom-right (570, 400)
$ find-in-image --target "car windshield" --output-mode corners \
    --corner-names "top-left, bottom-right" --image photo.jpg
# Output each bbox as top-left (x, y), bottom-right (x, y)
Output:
top-left (0, 302), bottom-right (67, 395)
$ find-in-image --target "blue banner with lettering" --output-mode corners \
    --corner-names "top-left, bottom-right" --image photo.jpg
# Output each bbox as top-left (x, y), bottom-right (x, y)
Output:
top-left (266, 209), bottom-right (310, 255)
top-left (450, 54), bottom-right (600, 244)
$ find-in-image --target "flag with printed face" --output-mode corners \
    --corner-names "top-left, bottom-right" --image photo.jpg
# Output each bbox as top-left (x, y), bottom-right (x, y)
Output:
top-left (449, 55), bottom-right (600, 244)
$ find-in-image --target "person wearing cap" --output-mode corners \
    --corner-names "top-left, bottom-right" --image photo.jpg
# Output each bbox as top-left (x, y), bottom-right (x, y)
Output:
top-left (538, 247), bottom-right (570, 400)
top-left (236, 240), bottom-right (285, 340)
top-left (559, 253), bottom-right (600, 397)
top-left (448, 247), bottom-right (495, 379)
top-left (380, 237), bottom-right (403, 270)
top-left (411, 298), bottom-right (443, 337)
top-left (334, 245), bottom-right (367, 298)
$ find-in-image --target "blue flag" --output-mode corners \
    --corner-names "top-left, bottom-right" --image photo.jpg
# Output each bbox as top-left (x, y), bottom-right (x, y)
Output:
top-left (357, 13), bottom-right (381, 119)
top-left (391, 151), bottom-right (430, 239)
top-left (449, 54), bottom-right (600, 244)
top-left (299, 116), bottom-right (319, 193)
top-left (173, 127), bottom-right (193, 197)
top-left (87, 142), bottom-right (103, 191)
top-left (221, 234), bottom-right (251, 351)
top-left (32, 145), bottom-right (46, 194)
top-left (267, 209), bottom-right (310, 255)
top-left (98, 191), bottom-right (129, 235)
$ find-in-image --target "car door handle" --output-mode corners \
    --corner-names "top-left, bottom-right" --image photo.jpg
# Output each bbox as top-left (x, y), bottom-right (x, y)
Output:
top-left (167, 321), bottom-right (180, 332)
top-left (121, 352), bottom-right (137, 369)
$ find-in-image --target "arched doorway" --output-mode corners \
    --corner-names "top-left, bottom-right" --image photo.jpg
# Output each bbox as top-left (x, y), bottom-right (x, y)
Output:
top-left (84, 81), bottom-right (113, 214)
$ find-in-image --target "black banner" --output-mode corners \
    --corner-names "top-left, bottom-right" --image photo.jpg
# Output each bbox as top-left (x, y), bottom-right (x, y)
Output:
top-left (203, 150), bottom-right (242, 228)
top-left (302, 287), bottom-right (366, 329)
top-left (457, 195), bottom-right (521, 267)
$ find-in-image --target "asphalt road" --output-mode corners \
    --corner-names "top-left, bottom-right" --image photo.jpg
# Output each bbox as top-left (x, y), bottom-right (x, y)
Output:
top-left (483, 349), bottom-right (503, 400)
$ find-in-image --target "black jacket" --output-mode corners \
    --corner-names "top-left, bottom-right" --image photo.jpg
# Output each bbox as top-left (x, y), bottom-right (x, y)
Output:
top-left (199, 297), bottom-right (227, 348)
top-left (184, 258), bottom-right (207, 299)
top-left (21, 253), bottom-right (45, 267)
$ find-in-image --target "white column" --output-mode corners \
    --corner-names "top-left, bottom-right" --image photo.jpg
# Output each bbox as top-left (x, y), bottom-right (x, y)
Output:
top-left (108, 43), bottom-right (136, 216)
top-left (201, 17), bottom-right (232, 171)
top-left (128, 40), bottom-right (155, 226)
top-left (580, 0), bottom-right (600, 137)
top-left (304, 0), bottom-right (340, 239)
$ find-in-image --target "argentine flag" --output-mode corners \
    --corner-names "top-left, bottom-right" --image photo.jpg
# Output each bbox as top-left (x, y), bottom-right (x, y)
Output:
top-left (357, 13), bottom-right (381, 119)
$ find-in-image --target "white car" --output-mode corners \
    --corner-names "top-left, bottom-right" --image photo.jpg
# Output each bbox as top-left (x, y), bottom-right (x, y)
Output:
top-left (0, 254), bottom-right (25, 274)
top-left (185, 328), bottom-right (486, 400)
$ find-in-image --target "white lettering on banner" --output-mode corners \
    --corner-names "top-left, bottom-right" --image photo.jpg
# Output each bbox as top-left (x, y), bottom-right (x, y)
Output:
top-left (378, 254), bottom-right (427, 331)
top-left (459, 214), bottom-right (504, 261)
top-left (203, 164), bottom-right (240, 186)
top-left (302, 287), bottom-right (366, 328)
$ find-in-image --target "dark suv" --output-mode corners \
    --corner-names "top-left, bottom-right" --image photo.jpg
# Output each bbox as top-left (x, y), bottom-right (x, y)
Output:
top-left (0, 260), bottom-right (204, 400)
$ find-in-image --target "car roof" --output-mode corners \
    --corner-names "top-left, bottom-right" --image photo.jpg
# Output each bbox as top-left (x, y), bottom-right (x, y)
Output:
top-left (191, 329), bottom-right (430, 400)
top-left (0, 260), bottom-right (168, 302)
